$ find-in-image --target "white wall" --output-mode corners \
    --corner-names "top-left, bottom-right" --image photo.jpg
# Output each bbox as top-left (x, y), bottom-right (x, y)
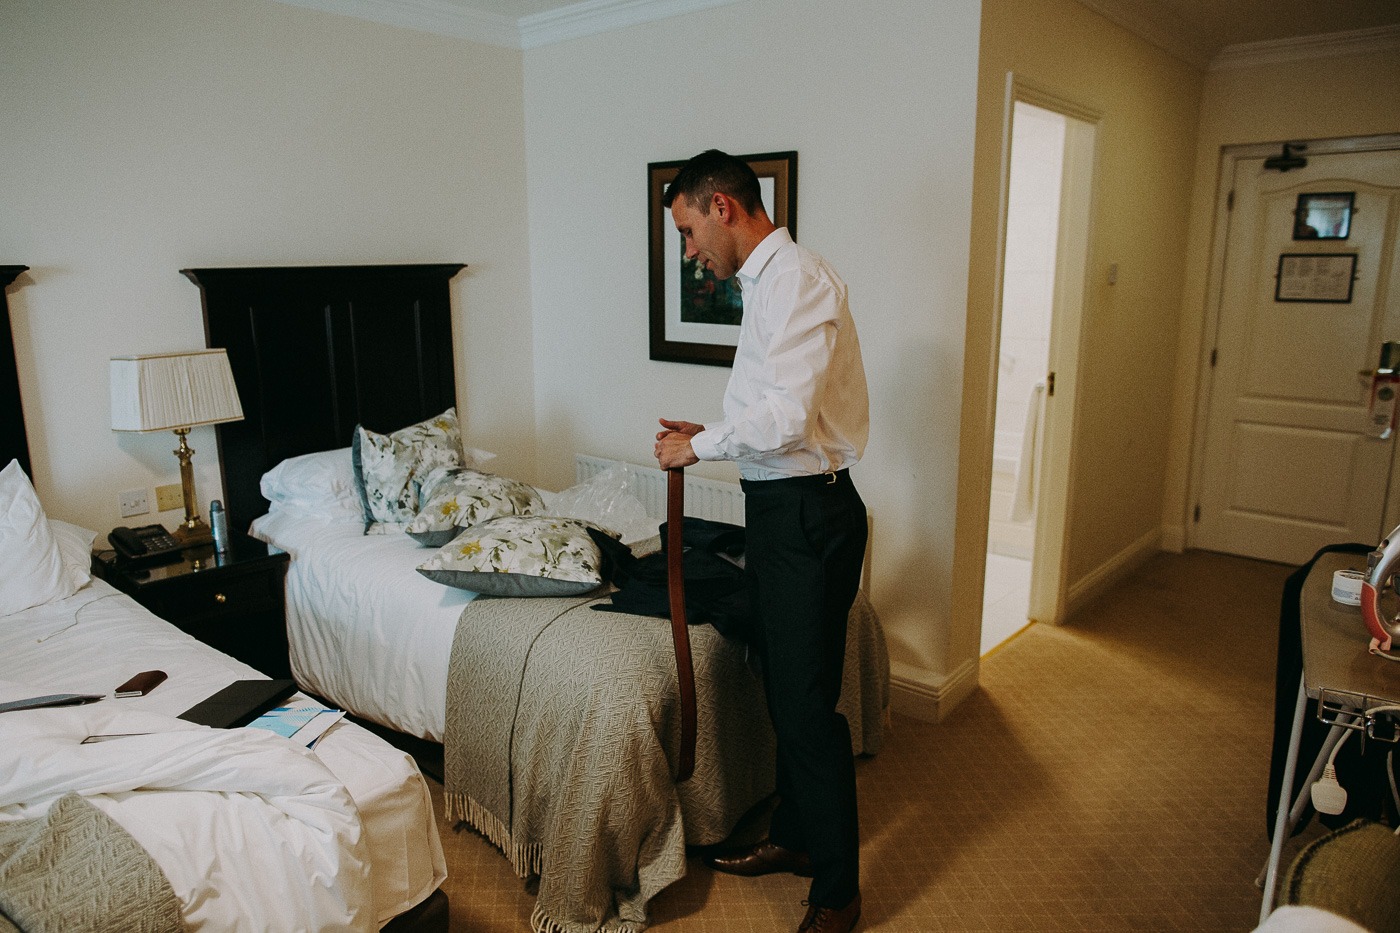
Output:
top-left (522, 0), bottom-right (982, 711)
top-left (0, 0), bottom-right (534, 531)
top-left (995, 103), bottom-right (1061, 472)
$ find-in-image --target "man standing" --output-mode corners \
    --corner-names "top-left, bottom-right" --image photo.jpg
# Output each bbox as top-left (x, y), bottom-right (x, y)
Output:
top-left (654, 149), bottom-right (869, 933)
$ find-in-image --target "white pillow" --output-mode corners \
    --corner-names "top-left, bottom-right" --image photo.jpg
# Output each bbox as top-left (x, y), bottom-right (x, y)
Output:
top-left (48, 519), bottom-right (97, 588)
top-left (259, 447), bottom-right (363, 522)
top-left (0, 460), bottom-right (86, 616)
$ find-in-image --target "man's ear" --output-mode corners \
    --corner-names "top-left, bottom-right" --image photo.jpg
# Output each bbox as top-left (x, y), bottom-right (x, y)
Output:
top-left (712, 191), bottom-right (737, 224)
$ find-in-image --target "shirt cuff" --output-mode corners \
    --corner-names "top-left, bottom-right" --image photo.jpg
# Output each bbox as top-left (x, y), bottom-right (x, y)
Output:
top-left (690, 427), bottom-right (725, 462)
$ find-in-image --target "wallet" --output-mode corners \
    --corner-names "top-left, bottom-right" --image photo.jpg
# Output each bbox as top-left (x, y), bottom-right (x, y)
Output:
top-left (178, 679), bottom-right (297, 729)
top-left (115, 670), bottom-right (167, 698)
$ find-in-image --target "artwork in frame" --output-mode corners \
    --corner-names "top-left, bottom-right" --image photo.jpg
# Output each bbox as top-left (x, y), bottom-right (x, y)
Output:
top-left (647, 151), bottom-right (797, 366)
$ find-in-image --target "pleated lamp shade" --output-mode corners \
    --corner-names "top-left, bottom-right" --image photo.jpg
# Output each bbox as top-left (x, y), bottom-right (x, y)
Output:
top-left (110, 350), bottom-right (243, 432)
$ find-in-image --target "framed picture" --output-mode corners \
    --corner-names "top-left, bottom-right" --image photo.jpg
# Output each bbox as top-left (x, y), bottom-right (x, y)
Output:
top-left (648, 151), bottom-right (797, 366)
top-left (1293, 192), bottom-right (1354, 240)
top-left (1275, 253), bottom-right (1357, 304)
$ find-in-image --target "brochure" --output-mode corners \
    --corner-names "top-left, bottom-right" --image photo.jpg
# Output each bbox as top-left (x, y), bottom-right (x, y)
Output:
top-left (245, 702), bottom-right (344, 747)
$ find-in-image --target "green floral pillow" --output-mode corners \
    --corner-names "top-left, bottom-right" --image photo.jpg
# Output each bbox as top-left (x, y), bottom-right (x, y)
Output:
top-left (405, 467), bottom-right (545, 547)
top-left (416, 515), bottom-right (615, 597)
top-left (352, 408), bottom-right (461, 533)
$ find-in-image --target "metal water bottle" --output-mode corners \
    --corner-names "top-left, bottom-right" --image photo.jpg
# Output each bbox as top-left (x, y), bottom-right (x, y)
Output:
top-left (209, 499), bottom-right (229, 553)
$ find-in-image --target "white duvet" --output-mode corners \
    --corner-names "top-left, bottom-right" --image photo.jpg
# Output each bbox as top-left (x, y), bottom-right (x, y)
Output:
top-left (0, 580), bottom-right (447, 931)
top-left (251, 510), bottom-right (474, 741)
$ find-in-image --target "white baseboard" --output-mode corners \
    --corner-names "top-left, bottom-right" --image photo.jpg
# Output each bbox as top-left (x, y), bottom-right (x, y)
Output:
top-left (1064, 526), bottom-right (1161, 619)
top-left (889, 658), bottom-right (978, 722)
top-left (1160, 522), bottom-right (1186, 553)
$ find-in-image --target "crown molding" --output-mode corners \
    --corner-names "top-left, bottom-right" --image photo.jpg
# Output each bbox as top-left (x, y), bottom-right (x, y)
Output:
top-left (518, 0), bottom-right (743, 49)
top-left (271, 0), bottom-right (748, 50)
top-left (1074, 0), bottom-right (1211, 69)
top-left (272, 0), bottom-right (522, 47)
top-left (1210, 24), bottom-right (1400, 71)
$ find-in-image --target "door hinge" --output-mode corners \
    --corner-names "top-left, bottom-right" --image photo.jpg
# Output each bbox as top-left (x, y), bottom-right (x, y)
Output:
top-left (1210, 348), bottom-right (1218, 367)
top-left (1193, 505), bottom-right (1201, 523)
top-left (1227, 190), bottom-right (1235, 211)
top-left (1047, 372), bottom-right (1055, 397)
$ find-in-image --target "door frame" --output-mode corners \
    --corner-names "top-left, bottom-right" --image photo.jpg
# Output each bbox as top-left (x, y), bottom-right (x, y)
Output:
top-left (1186, 133), bottom-right (1400, 553)
top-left (987, 74), bottom-right (1101, 627)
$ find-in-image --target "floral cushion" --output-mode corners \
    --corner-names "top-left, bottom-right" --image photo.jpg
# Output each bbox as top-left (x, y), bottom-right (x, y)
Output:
top-left (406, 468), bottom-right (545, 547)
top-left (416, 515), bottom-right (615, 597)
top-left (351, 408), bottom-right (461, 532)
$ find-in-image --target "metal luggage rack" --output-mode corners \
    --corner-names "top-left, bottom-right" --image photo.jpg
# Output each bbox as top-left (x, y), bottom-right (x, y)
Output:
top-left (1318, 687), bottom-right (1400, 743)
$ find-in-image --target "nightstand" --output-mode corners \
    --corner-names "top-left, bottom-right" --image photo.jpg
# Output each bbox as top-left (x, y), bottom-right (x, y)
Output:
top-left (92, 529), bottom-right (292, 679)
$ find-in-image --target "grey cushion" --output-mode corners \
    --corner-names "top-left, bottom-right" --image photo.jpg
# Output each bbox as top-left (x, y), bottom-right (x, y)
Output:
top-left (405, 467), bottom-right (544, 547)
top-left (416, 515), bottom-right (614, 597)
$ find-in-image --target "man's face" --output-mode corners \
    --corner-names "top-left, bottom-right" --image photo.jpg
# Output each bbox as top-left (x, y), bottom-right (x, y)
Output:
top-left (671, 194), bottom-right (738, 280)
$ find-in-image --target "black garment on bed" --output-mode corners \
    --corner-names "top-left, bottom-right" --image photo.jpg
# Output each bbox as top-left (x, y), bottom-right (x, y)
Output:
top-left (1268, 542), bottom-right (1399, 839)
top-left (590, 518), bottom-right (755, 643)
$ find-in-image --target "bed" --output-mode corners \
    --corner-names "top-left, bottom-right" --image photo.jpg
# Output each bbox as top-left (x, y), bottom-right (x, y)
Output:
top-left (0, 268), bottom-right (448, 932)
top-left (187, 264), bottom-right (891, 933)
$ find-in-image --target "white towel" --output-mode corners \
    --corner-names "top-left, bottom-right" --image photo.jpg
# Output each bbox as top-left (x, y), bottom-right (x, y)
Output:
top-left (1010, 383), bottom-right (1046, 523)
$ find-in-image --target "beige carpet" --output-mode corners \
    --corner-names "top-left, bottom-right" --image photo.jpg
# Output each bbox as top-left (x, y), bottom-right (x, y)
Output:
top-left (427, 550), bottom-right (1302, 931)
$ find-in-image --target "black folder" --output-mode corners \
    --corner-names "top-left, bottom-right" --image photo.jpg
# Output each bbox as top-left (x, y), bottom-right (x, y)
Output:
top-left (178, 679), bottom-right (297, 728)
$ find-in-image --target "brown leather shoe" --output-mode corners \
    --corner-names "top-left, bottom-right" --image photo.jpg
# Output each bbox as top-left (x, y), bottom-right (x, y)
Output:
top-left (797, 894), bottom-right (861, 933)
top-left (703, 839), bottom-right (814, 877)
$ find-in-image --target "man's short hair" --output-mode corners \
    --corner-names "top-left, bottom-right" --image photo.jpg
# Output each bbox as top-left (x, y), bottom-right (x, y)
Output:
top-left (661, 149), bottom-right (764, 216)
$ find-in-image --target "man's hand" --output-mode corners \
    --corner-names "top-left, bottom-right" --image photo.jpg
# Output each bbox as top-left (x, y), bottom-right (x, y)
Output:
top-left (655, 418), bottom-right (702, 469)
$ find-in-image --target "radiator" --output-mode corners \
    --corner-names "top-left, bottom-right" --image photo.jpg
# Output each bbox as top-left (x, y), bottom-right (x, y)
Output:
top-left (574, 454), bottom-right (746, 525)
top-left (574, 454), bottom-right (873, 587)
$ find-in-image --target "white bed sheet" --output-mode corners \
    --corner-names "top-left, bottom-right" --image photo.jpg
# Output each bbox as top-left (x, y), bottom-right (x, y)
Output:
top-left (250, 509), bottom-right (475, 742)
top-left (0, 578), bottom-right (447, 930)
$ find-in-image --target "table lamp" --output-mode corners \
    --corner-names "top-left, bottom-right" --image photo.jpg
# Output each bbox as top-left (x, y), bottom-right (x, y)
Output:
top-left (110, 349), bottom-right (244, 546)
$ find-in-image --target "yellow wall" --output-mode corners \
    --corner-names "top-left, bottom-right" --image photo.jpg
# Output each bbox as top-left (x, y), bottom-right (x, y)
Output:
top-left (957, 0), bottom-right (1204, 666)
top-left (1162, 47), bottom-right (1400, 545)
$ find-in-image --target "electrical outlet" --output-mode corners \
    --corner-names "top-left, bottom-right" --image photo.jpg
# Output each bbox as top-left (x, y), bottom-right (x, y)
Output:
top-left (155, 483), bottom-right (184, 512)
top-left (119, 488), bottom-right (150, 518)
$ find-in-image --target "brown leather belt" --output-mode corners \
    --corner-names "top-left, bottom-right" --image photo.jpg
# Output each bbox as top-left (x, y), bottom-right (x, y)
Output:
top-left (666, 467), bottom-right (697, 783)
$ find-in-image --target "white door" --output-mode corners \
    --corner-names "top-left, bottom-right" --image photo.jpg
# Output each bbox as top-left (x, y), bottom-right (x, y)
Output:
top-left (1195, 145), bottom-right (1400, 564)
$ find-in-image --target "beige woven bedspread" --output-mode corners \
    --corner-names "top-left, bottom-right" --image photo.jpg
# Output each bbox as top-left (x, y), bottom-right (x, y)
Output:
top-left (443, 590), bottom-right (889, 933)
top-left (0, 793), bottom-right (181, 933)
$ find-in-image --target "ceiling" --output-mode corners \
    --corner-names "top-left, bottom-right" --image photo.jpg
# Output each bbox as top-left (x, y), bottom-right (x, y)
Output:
top-left (1077, 0), bottom-right (1400, 67)
top-left (280, 0), bottom-right (1400, 60)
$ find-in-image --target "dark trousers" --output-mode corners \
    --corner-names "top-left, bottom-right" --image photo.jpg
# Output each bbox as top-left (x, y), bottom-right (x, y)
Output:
top-left (741, 470), bottom-right (867, 908)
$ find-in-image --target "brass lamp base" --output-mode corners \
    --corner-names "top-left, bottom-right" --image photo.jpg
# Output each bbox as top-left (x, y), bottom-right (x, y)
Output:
top-left (172, 427), bottom-right (213, 548)
top-left (172, 518), bottom-right (213, 548)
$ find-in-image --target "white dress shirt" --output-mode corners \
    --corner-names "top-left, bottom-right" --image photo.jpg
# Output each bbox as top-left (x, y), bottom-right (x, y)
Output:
top-left (690, 227), bottom-right (869, 481)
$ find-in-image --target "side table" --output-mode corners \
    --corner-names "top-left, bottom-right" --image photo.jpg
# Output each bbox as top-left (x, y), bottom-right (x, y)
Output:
top-left (92, 529), bottom-right (292, 679)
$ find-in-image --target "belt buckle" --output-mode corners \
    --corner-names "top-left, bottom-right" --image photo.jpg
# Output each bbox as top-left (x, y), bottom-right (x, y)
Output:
top-left (823, 470), bottom-right (837, 485)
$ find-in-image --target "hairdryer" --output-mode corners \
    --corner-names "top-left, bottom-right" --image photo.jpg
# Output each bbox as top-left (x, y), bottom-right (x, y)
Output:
top-left (1361, 524), bottom-right (1400, 653)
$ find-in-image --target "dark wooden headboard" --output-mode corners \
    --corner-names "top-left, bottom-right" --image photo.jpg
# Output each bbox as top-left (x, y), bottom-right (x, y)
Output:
top-left (1, 266), bottom-right (32, 477)
top-left (185, 264), bottom-right (466, 530)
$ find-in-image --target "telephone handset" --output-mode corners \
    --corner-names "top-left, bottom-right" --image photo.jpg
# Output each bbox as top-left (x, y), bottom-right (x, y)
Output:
top-left (109, 524), bottom-right (183, 566)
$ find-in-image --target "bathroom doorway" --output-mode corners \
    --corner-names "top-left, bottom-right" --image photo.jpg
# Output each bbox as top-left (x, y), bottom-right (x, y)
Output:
top-left (982, 91), bottom-right (1097, 655)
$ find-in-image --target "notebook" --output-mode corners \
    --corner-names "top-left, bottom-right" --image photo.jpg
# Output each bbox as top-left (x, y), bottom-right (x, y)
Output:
top-left (177, 679), bottom-right (298, 728)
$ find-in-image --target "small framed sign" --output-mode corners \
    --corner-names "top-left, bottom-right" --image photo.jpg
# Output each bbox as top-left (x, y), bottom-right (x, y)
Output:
top-left (1293, 192), bottom-right (1354, 240)
top-left (1275, 253), bottom-right (1357, 304)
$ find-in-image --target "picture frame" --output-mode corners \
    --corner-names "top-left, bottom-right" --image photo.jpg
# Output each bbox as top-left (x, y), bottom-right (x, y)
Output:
top-left (1292, 192), bottom-right (1354, 240)
top-left (648, 151), bottom-right (797, 366)
top-left (1275, 253), bottom-right (1357, 304)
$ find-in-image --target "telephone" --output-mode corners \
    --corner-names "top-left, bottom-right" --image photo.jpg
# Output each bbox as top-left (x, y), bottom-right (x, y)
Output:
top-left (109, 524), bottom-right (183, 565)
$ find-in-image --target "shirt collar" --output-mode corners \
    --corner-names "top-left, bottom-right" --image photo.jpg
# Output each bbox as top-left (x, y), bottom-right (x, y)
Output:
top-left (737, 227), bottom-right (792, 287)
